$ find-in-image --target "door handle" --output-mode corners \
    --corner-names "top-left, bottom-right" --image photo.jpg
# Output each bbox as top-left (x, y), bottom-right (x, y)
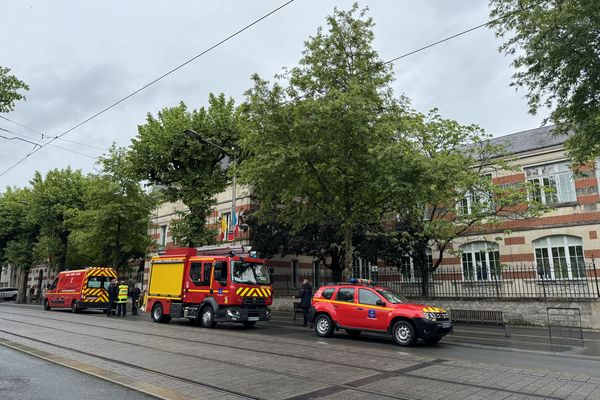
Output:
top-left (333, 305), bottom-right (338, 308)
top-left (356, 307), bottom-right (364, 311)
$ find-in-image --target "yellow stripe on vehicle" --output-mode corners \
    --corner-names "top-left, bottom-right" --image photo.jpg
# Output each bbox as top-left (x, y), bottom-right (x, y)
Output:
top-left (313, 298), bottom-right (391, 311)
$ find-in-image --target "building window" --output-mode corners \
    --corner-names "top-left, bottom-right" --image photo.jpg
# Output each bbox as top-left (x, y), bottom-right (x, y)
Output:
top-left (534, 235), bottom-right (586, 280)
top-left (398, 250), bottom-right (432, 282)
top-left (457, 175), bottom-right (493, 215)
top-left (525, 161), bottom-right (576, 204)
top-left (460, 241), bottom-right (501, 281)
top-left (158, 225), bottom-right (167, 247)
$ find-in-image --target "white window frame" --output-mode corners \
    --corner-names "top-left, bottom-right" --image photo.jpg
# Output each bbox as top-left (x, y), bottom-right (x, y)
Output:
top-left (456, 174), bottom-right (493, 215)
top-left (534, 235), bottom-right (586, 280)
top-left (158, 224), bottom-right (167, 247)
top-left (460, 241), bottom-right (501, 281)
top-left (398, 250), bottom-right (432, 282)
top-left (525, 161), bottom-right (576, 205)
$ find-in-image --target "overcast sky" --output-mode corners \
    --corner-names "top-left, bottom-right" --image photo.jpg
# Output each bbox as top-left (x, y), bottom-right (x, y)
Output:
top-left (0, 1), bottom-right (549, 189)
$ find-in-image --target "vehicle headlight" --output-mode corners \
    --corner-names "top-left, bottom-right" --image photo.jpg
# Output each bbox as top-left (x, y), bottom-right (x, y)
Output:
top-left (424, 312), bottom-right (437, 321)
top-left (227, 309), bottom-right (240, 319)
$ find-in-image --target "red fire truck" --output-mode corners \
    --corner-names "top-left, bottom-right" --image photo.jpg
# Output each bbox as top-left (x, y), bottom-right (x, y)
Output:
top-left (43, 267), bottom-right (118, 313)
top-left (145, 248), bottom-right (273, 328)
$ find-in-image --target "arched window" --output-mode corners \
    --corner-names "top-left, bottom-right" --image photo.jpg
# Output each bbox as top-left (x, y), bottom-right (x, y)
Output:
top-left (533, 235), bottom-right (586, 280)
top-left (460, 241), bottom-right (500, 281)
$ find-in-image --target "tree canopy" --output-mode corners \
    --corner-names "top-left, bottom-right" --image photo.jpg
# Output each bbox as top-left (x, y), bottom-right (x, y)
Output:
top-left (489, 0), bottom-right (600, 163)
top-left (0, 66), bottom-right (29, 113)
top-left (129, 95), bottom-right (241, 246)
top-left (69, 147), bottom-right (156, 272)
top-left (240, 5), bottom-right (397, 278)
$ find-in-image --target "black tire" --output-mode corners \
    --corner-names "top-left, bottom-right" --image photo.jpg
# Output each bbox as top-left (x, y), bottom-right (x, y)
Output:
top-left (392, 320), bottom-right (416, 346)
top-left (11, 294), bottom-right (17, 301)
top-left (201, 306), bottom-right (217, 328)
top-left (71, 300), bottom-right (79, 313)
top-left (314, 314), bottom-right (334, 337)
top-left (424, 336), bottom-right (442, 345)
top-left (43, 299), bottom-right (51, 311)
top-left (243, 321), bottom-right (256, 328)
top-left (345, 329), bottom-right (361, 337)
top-left (151, 302), bottom-right (169, 323)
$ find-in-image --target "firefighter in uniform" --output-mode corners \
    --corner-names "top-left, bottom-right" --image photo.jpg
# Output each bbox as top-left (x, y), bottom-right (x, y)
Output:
top-left (116, 281), bottom-right (129, 317)
top-left (129, 284), bottom-right (141, 315)
top-left (106, 278), bottom-right (119, 317)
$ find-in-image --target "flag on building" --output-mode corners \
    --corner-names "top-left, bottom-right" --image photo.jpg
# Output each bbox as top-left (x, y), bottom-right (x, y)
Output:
top-left (220, 214), bottom-right (227, 242)
top-left (228, 210), bottom-right (237, 241)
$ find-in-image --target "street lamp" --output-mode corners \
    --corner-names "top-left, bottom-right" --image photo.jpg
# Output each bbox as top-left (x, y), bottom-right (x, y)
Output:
top-left (183, 129), bottom-right (237, 240)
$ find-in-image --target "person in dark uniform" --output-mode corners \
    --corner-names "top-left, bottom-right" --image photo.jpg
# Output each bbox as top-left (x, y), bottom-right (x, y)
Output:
top-left (296, 279), bottom-right (313, 327)
top-left (106, 278), bottom-right (119, 317)
top-left (129, 284), bottom-right (141, 315)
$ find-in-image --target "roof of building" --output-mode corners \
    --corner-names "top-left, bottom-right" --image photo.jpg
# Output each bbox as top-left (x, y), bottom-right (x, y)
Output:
top-left (490, 125), bottom-right (567, 155)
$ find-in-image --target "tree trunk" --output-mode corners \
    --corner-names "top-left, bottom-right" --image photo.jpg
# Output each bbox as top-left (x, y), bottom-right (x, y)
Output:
top-left (413, 241), bottom-right (430, 297)
top-left (17, 267), bottom-right (29, 304)
top-left (57, 230), bottom-right (69, 271)
top-left (342, 223), bottom-right (353, 281)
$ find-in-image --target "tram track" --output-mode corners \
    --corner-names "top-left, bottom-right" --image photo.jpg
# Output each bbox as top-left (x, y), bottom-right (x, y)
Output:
top-left (0, 310), bottom-right (568, 400)
top-left (0, 317), bottom-right (419, 400)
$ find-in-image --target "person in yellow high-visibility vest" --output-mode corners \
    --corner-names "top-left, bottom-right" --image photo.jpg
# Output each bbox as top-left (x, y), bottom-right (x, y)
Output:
top-left (116, 282), bottom-right (129, 317)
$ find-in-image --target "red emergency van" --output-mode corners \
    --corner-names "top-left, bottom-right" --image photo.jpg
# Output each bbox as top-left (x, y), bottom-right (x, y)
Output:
top-left (43, 267), bottom-right (118, 313)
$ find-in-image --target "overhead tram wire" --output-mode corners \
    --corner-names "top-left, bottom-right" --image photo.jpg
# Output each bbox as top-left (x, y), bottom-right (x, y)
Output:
top-left (0, 115), bottom-right (111, 152)
top-left (0, 3), bottom-right (520, 179)
top-left (0, 0), bottom-right (296, 179)
top-left (0, 126), bottom-right (98, 159)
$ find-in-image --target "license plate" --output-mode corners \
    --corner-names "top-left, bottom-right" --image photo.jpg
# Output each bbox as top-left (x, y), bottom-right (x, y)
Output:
top-left (248, 317), bottom-right (259, 321)
top-left (442, 322), bottom-right (451, 328)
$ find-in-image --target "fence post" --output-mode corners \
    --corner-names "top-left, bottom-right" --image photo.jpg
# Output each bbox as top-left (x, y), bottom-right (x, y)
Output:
top-left (593, 259), bottom-right (600, 298)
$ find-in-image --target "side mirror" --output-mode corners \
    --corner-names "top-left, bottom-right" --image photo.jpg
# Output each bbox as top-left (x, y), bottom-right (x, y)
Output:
top-left (376, 300), bottom-right (385, 307)
top-left (268, 267), bottom-right (275, 275)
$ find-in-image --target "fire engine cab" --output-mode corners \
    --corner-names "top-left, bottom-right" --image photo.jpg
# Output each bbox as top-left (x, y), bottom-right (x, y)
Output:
top-left (145, 247), bottom-right (273, 328)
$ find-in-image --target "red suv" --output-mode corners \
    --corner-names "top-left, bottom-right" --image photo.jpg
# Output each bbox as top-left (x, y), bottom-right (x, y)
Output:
top-left (310, 281), bottom-right (452, 346)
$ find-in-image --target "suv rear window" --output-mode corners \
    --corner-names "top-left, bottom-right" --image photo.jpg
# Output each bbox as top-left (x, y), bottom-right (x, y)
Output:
top-left (321, 288), bottom-right (334, 299)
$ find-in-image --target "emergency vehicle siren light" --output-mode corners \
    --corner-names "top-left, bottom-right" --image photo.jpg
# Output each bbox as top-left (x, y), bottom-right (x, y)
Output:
top-left (349, 278), bottom-right (373, 285)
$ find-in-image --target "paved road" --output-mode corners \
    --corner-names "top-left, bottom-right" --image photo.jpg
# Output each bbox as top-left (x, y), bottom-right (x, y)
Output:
top-left (1, 303), bottom-right (600, 399)
top-left (0, 345), bottom-right (156, 400)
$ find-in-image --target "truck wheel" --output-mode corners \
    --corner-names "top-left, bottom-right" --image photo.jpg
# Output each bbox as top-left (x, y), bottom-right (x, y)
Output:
top-left (71, 300), bottom-right (80, 313)
top-left (392, 320), bottom-right (416, 346)
top-left (43, 299), bottom-right (51, 311)
top-left (201, 306), bottom-right (217, 328)
top-left (243, 321), bottom-right (256, 328)
top-left (314, 314), bottom-right (334, 337)
top-left (151, 302), bottom-right (169, 323)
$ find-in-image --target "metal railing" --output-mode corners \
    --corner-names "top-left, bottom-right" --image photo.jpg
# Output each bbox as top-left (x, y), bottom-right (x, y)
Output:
top-left (270, 262), bottom-right (600, 300)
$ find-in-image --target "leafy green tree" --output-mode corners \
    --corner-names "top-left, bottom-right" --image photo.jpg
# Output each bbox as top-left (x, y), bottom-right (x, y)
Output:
top-left (129, 95), bottom-right (241, 246)
top-left (0, 66), bottom-right (29, 113)
top-left (69, 147), bottom-right (156, 273)
top-left (246, 209), bottom-right (347, 280)
top-left (375, 109), bottom-right (547, 295)
top-left (0, 188), bottom-right (39, 303)
top-left (489, 0), bottom-right (600, 163)
top-left (240, 5), bottom-right (396, 280)
top-left (29, 168), bottom-right (87, 272)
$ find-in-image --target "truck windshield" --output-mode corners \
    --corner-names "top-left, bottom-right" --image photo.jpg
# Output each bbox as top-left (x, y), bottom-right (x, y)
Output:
top-left (376, 289), bottom-right (408, 304)
top-left (231, 261), bottom-right (271, 285)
